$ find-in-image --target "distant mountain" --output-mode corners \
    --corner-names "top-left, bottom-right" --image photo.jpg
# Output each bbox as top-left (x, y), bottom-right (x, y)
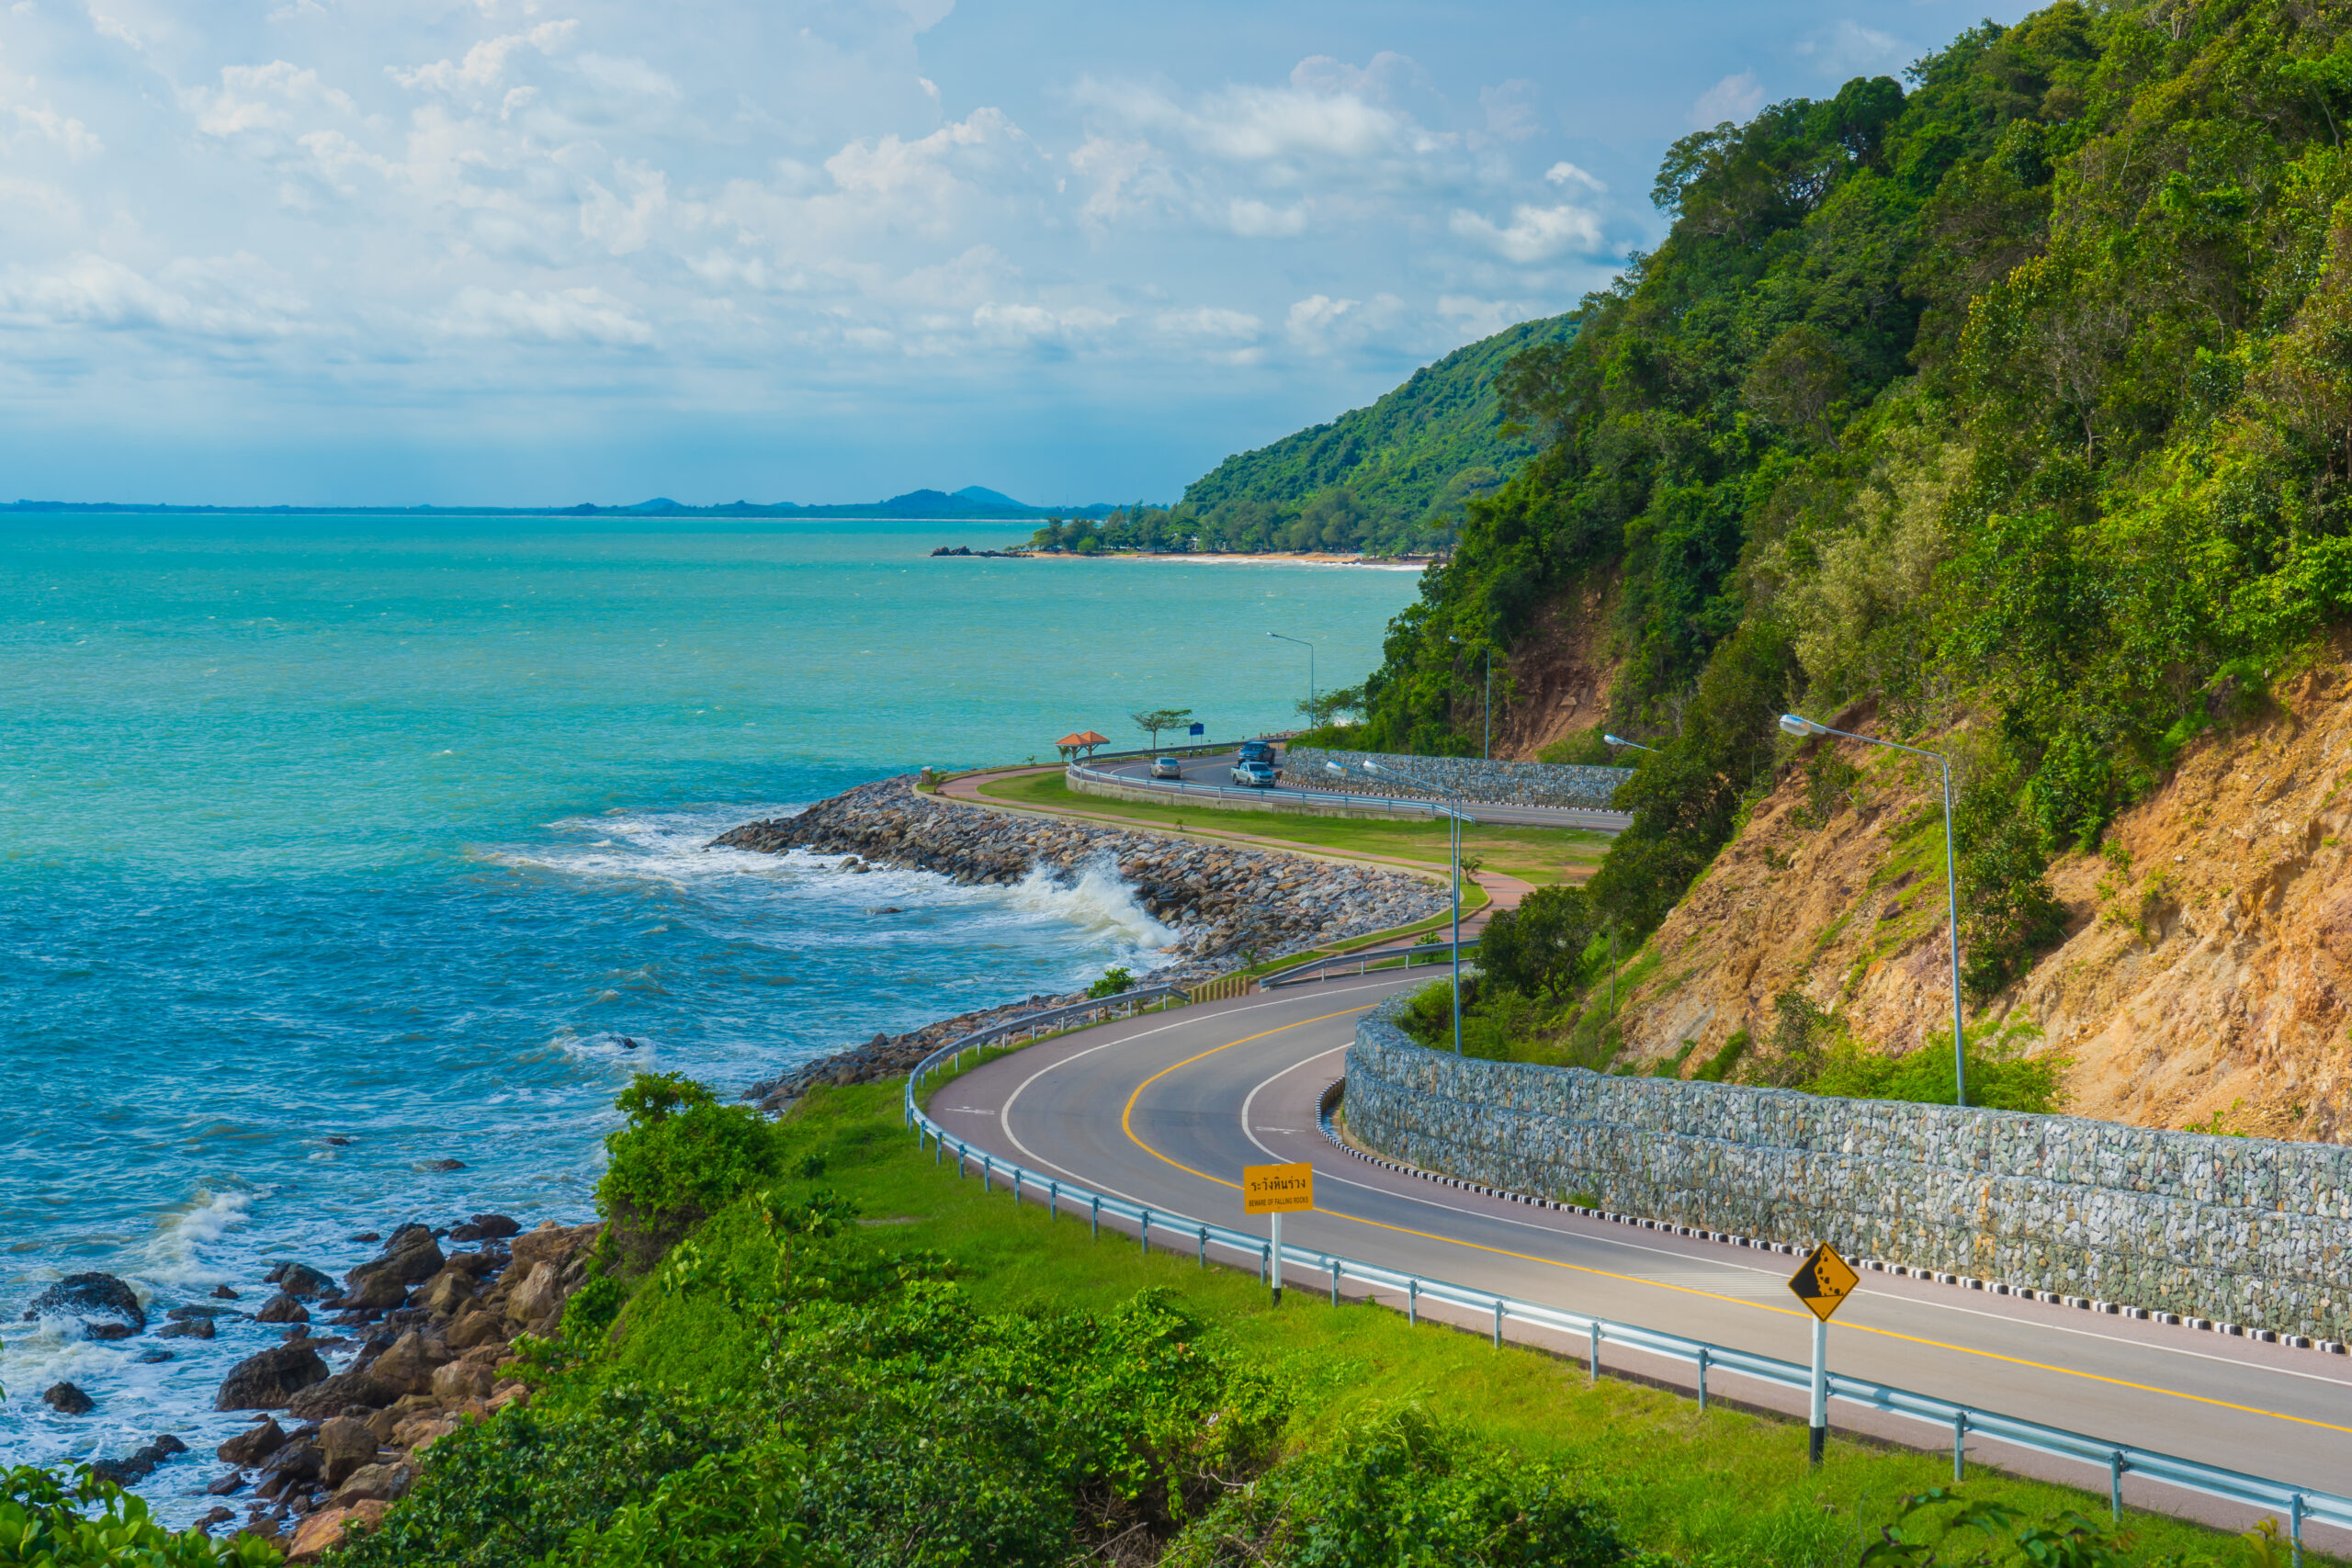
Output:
top-left (1177, 313), bottom-right (1577, 554)
top-left (7, 490), bottom-right (1116, 520)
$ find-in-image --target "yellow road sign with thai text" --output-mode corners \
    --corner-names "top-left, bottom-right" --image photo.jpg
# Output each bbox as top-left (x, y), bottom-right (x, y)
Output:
top-left (1244, 1162), bottom-right (1315, 1215)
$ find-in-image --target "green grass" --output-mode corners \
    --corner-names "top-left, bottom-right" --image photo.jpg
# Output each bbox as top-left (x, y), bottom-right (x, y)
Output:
top-left (719, 1082), bottom-right (2301, 1568)
top-left (975, 768), bottom-right (1607, 886)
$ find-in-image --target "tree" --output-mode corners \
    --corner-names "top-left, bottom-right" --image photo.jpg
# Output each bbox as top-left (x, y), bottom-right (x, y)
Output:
top-left (1476, 885), bottom-right (1600, 999)
top-left (1295, 685), bottom-right (1365, 727)
top-left (1130, 708), bottom-right (1193, 748)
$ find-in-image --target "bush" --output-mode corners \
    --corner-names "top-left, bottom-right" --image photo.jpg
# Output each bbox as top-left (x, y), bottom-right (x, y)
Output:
top-left (1798, 1021), bottom-right (2065, 1114)
top-left (1087, 966), bottom-right (1135, 998)
top-left (1477, 885), bottom-right (1600, 999)
top-left (0, 1465), bottom-right (280, 1567)
top-left (595, 1074), bottom-right (784, 1245)
top-left (1162, 1406), bottom-right (1644, 1568)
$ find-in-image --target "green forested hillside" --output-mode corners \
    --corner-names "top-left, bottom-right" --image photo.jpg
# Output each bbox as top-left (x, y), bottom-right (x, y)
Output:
top-left (1359, 1), bottom-right (2352, 999)
top-left (1179, 314), bottom-right (1573, 555)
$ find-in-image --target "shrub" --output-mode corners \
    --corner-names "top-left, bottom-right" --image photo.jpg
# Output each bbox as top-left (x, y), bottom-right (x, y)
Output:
top-left (1162, 1405), bottom-right (1643, 1568)
top-left (0, 1465), bottom-right (280, 1567)
top-left (1087, 966), bottom-right (1135, 998)
top-left (594, 1073), bottom-right (784, 1250)
top-left (1476, 885), bottom-right (1600, 999)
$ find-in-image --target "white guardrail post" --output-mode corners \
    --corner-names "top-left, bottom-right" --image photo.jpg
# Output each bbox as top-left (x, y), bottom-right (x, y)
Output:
top-left (899, 992), bottom-right (2352, 1544)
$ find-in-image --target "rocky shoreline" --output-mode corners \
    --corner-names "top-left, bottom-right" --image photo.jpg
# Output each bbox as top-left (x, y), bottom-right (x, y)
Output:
top-left (27, 1213), bottom-right (605, 1562)
top-left (712, 775), bottom-right (1448, 1103)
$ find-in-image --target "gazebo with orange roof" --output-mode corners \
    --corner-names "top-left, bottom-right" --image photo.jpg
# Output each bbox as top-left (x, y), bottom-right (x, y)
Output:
top-left (1056, 729), bottom-right (1110, 761)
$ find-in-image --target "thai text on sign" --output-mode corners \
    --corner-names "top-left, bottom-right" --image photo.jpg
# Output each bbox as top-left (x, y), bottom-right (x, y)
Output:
top-left (1243, 1162), bottom-right (1314, 1214)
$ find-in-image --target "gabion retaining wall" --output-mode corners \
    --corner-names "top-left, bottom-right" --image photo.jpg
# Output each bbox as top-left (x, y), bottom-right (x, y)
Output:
top-left (1286, 748), bottom-right (1632, 810)
top-left (1344, 995), bottom-right (2352, 1340)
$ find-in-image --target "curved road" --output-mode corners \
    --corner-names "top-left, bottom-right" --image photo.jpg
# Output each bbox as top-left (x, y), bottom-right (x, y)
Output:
top-left (931, 974), bottom-right (2352, 1547)
top-left (1080, 749), bottom-right (1634, 831)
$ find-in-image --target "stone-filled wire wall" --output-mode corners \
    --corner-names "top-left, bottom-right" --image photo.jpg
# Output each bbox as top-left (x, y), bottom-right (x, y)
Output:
top-left (1284, 748), bottom-right (1632, 811)
top-left (1344, 995), bottom-right (2352, 1339)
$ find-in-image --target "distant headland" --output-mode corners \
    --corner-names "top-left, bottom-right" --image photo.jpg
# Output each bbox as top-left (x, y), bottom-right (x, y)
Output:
top-left (2, 485), bottom-right (1126, 522)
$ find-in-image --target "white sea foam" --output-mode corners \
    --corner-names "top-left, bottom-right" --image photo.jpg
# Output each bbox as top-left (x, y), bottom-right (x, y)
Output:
top-left (997, 855), bottom-right (1177, 953)
top-left (140, 1186), bottom-right (254, 1287)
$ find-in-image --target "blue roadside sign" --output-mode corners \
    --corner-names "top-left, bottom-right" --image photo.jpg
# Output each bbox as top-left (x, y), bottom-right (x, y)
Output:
top-left (1188, 722), bottom-right (1204, 736)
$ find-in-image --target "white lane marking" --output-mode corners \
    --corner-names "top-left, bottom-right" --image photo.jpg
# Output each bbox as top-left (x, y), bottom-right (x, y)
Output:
top-left (1238, 1049), bottom-right (2352, 1397)
top-left (990, 976), bottom-right (1415, 1224)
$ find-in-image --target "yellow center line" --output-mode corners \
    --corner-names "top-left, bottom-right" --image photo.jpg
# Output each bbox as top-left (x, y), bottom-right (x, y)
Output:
top-left (1118, 1020), bottom-right (2352, 1438)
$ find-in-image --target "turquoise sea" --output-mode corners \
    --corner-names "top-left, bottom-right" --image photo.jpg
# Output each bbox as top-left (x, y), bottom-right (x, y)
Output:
top-left (0, 513), bottom-right (1419, 1502)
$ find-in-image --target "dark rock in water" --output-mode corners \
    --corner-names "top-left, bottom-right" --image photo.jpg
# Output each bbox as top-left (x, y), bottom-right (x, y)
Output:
top-left (256, 1292), bottom-right (310, 1325)
top-left (42, 1382), bottom-right (95, 1415)
top-left (136, 1348), bottom-right (175, 1363)
top-left (618, 1036), bottom-right (639, 1051)
top-left (26, 1272), bottom-right (146, 1340)
top-left (212, 1284), bottom-right (241, 1300)
top-left (259, 1435), bottom-right (322, 1483)
top-left (468, 1213), bottom-right (522, 1239)
top-left (219, 1418), bottom-right (288, 1467)
top-left (287, 1371), bottom-right (392, 1420)
top-left (282, 1325), bottom-right (311, 1343)
top-left (208, 1472), bottom-right (247, 1496)
top-left (154, 1435), bottom-right (188, 1457)
top-left (198, 1505), bottom-right (235, 1529)
top-left (167, 1303), bottom-right (237, 1321)
top-left (160, 1317), bottom-right (217, 1340)
top-left (349, 1232), bottom-right (380, 1244)
top-left (323, 1136), bottom-right (353, 1145)
top-left (416, 1158), bottom-right (465, 1172)
top-left (267, 1262), bottom-right (336, 1300)
top-left (214, 1343), bottom-right (330, 1411)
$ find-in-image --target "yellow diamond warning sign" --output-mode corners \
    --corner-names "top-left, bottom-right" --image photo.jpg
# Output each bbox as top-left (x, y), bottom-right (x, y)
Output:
top-left (1243, 1162), bottom-right (1315, 1215)
top-left (1787, 1242), bottom-right (1860, 1322)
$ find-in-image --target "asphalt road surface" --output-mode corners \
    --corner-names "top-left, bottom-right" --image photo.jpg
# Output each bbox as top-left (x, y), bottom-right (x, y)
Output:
top-left (932, 974), bottom-right (2352, 1545)
top-left (1081, 748), bottom-right (1634, 831)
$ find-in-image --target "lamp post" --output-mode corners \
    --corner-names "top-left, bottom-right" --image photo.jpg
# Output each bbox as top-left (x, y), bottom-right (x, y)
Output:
top-left (1340, 759), bottom-right (1475, 1054)
top-left (1778, 713), bottom-right (1968, 1107)
top-left (1449, 636), bottom-right (1492, 759)
top-left (1602, 733), bottom-right (1657, 754)
top-left (1267, 632), bottom-right (1314, 726)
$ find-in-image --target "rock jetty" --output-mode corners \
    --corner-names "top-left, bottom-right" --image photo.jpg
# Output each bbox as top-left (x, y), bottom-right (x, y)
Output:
top-left (712, 775), bottom-right (1445, 974)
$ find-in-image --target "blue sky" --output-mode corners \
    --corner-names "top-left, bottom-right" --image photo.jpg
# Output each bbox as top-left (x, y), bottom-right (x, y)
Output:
top-left (0, 0), bottom-right (2030, 506)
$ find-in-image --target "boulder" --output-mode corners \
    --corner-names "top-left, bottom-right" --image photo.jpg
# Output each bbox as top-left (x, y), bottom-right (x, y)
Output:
top-left (287, 1498), bottom-right (388, 1562)
top-left (440, 1248), bottom-right (504, 1279)
top-left (285, 1371), bottom-right (393, 1421)
top-left (91, 1437), bottom-right (184, 1487)
top-left (256, 1292), bottom-right (311, 1325)
top-left (507, 1221), bottom-right (599, 1274)
top-left (364, 1329), bottom-right (446, 1396)
top-left (25, 1273), bottom-right (145, 1340)
top-left (444, 1307), bottom-right (506, 1349)
top-left (167, 1303), bottom-right (235, 1321)
top-left (332, 1463), bottom-right (411, 1506)
top-left (316, 1416), bottom-right (377, 1487)
top-left (429, 1359), bottom-right (492, 1402)
top-left (503, 1260), bottom-right (562, 1325)
top-left (41, 1382), bottom-right (94, 1416)
top-left (267, 1263), bottom-right (338, 1300)
top-left (159, 1317), bottom-right (216, 1340)
top-left (218, 1418), bottom-right (288, 1467)
top-left (212, 1284), bottom-right (242, 1300)
top-left (468, 1213), bottom-right (523, 1239)
top-left (335, 1270), bottom-right (409, 1311)
top-left (259, 1433), bottom-right (322, 1483)
top-left (341, 1228), bottom-right (445, 1308)
top-left (214, 1342), bottom-right (330, 1411)
top-left (206, 1472), bottom-right (246, 1495)
top-left (413, 1269), bottom-right (474, 1317)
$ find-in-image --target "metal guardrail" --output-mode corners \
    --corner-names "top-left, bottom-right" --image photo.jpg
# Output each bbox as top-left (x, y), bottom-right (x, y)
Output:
top-left (1259, 937), bottom-right (1481, 988)
top-left (907, 984), bottom-right (1193, 1079)
top-left (903, 1010), bottom-right (2352, 1559)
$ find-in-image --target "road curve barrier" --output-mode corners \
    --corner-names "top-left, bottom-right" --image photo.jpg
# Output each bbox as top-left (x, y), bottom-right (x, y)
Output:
top-left (901, 1001), bottom-right (2352, 1559)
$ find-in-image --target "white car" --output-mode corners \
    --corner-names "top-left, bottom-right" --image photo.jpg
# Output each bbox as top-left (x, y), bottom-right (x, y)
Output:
top-left (1149, 757), bottom-right (1182, 780)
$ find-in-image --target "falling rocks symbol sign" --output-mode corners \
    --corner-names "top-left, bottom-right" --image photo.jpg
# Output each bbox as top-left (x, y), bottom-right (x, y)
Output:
top-left (1788, 1242), bottom-right (1859, 1322)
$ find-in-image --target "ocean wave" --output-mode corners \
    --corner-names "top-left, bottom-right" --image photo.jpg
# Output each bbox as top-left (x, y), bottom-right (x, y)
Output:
top-left (994, 856), bottom-right (1177, 953)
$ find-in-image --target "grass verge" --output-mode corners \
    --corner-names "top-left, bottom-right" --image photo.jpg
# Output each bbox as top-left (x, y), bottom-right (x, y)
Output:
top-left (974, 769), bottom-right (1608, 886)
top-left (756, 1082), bottom-right (2301, 1567)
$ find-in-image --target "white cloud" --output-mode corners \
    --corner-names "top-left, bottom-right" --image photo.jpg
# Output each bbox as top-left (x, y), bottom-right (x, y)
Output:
top-left (0, 253), bottom-right (304, 340)
top-left (1155, 305), bottom-right (1260, 339)
top-left (439, 286), bottom-right (654, 345)
top-left (1449, 201), bottom-right (1602, 264)
top-left (1284, 290), bottom-right (1404, 354)
top-left (1479, 80), bottom-right (1540, 142)
top-left (1545, 161), bottom-right (1603, 193)
top-left (12, 103), bottom-right (104, 157)
top-left (392, 21), bottom-right (579, 96)
top-left (1798, 19), bottom-right (1906, 79)
top-left (1227, 197), bottom-right (1305, 238)
top-left (1690, 71), bottom-right (1764, 130)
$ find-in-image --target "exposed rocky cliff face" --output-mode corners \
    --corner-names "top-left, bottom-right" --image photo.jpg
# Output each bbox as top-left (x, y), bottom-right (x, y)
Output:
top-left (1613, 655), bottom-right (2352, 1143)
top-left (1493, 575), bottom-right (1623, 761)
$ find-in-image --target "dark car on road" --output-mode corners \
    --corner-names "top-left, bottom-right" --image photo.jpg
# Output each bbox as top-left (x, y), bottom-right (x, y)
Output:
top-left (1237, 739), bottom-right (1277, 764)
top-left (1230, 759), bottom-right (1279, 787)
top-left (1149, 757), bottom-right (1182, 780)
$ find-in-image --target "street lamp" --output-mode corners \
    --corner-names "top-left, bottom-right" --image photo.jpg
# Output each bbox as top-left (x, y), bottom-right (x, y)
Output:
top-left (1268, 632), bottom-right (1315, 727)
top-left (1450, 636), bottom-right (1491, 759)
top-left (1778, 713), bottom-right (1968, 1107)
top-left (1602, 733), bottom-right (1657, 754)
top-left (1343, 758), bottom-right (1476, 1054)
